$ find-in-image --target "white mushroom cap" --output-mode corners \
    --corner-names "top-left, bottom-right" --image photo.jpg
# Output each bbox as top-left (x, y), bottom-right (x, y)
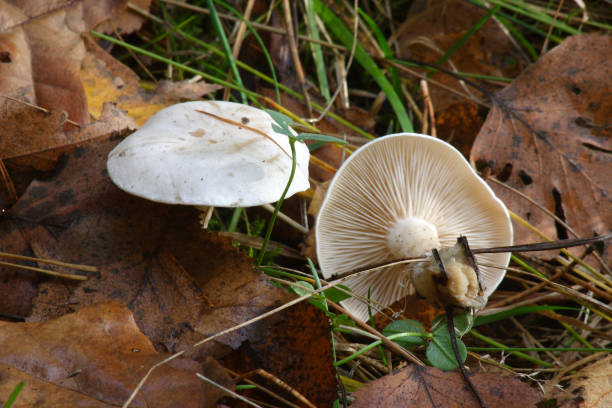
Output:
top-left (107, 101), bottom-right (310, 207)
top-left (316, 133), bottom-right (512, 321)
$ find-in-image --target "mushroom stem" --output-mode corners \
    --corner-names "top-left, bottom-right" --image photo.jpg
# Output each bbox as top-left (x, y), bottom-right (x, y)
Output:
top-left (197, 206), bottom-right (215, 229)
top-left (262, 204), bottom-right (309, 234)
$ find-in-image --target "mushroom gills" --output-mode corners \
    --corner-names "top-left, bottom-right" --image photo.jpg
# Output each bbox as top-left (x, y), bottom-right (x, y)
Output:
top-left (411, 239), bottom-right (486, 309)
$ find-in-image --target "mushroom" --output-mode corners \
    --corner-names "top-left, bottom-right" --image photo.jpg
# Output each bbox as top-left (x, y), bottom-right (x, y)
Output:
top-left (106, 101), bottom-right (310, 223)
top-left (316, 133), bottom-right (512, 321)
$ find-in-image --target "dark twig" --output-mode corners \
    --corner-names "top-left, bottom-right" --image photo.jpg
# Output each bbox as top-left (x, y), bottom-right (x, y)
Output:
top-left (473, 234), bottom-right (611, 254)
top-left (459, 236), bottom-right (484, 295)
top-left (446, 307), bottom-right (487, 408)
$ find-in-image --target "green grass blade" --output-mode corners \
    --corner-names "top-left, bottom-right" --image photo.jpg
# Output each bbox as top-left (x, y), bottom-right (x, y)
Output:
top-left (357, 9), bottom-right (403, 104)
top-left (491, 0), bottom-right (581, 35)
top-left (91, 30), bottom-right (257, 97)
top-left (469, 347), bottom-right (612, 353)
top-left (305, 0), bottom-right (331, 101)
top-left (91, 29), bottom-right (374, 139)
top-left (474, 305), bottom-right (577, 326)
top-left (437, 5), bottom-right (501, 67)
top-left (470, 329), bottom-right (553, 367)
top-left (3, 382), bottom-right (24, 408)
top-left (314, 0), bottom-right (413, 132)
top-left (214, 0), bottom-right (281, 104)
top-left (206, 0), bottom-right (247, 104)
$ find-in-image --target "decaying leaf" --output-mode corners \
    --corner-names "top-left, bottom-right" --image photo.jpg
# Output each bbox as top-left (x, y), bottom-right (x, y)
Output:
top-left (351, 365), bottom-right (541, 408)
top-left (0, 1), bottom-right (139, 172)
top-left (224, 302), bottom-right (336, 407)
top-left (0, 139), bottom-right (291, 358)
top-left (0, 102), bottom-right (135, 165)
top-left (83, 38), bottom-right (222, 127)
top-left (550, 355), bottom-right (612, 408)
top-left (0, 301), bottom-right (231, 408)
top-left (436, 102), bottom-right (484, 158)
top-left (96, 0), bottom-right (151, 34)
top-left (0, 0), bottom-right (137, 126)
top-left (395, 0), bottom-right (526, 111)
top-left (471, 34), bottom-right (611, 264)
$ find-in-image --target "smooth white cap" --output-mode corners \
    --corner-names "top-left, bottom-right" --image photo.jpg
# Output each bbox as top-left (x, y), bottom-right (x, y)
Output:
top-left (107, 101), bottom-right (310, 207)
top-left (316, 133), bottom-right (512, 320)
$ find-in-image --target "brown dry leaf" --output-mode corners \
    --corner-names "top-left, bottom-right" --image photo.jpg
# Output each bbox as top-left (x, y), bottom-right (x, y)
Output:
top-left (0, 0), bottom-right (135, 125)
top-left (0, 102), bottom-right (135, 166)
top-left (351, 365), bottom-right (541, 408)
top-left (0, 301), bottom-right (230, 407)
top-left (96, 0), bottom-right (151, 34)
top-left (395, 0), bottom-right (526, 111)
top-left (470, 34), bottom-right (612, 264)
top-left (436, 101), bottom-right (484, 158)
top-left (83, 38), bottom-right (222, 126)
top-left (0, 139), bottom-right (291, 357)
top-left (0, 1), bottom-right (139, 173)
top-left (561, 355), bottom-right (612, 408)
top-left (223, 302), bottom-right (336, 407)
top-left (373, 295), bottom-right (440, 331)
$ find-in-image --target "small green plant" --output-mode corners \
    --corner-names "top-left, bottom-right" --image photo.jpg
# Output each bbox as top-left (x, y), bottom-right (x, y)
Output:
top-left (383, 313), bottom-right (473, 371)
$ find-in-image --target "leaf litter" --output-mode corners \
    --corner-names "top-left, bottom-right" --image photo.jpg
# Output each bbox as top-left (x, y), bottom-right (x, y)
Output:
top-left (0, 301), bottom-right (230, 408)
top-left (0, 1), bottom-right (610, 406)
top-left (0, 138), bottom-right (333, 405)
top-left (471, 33), bottom-right (612, 266)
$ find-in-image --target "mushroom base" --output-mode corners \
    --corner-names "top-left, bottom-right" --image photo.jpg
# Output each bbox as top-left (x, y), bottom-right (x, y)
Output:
top-left (412, 241), bottom-right (486, 309)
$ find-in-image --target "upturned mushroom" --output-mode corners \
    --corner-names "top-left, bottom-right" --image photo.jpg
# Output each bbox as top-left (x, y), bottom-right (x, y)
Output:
top-left (106, 101), bottom-right (310, 222)
top-left (316, 133), bottom-right (512, 321)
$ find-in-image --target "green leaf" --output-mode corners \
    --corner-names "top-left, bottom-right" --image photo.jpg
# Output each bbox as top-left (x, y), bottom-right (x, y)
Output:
top-left (332, 313), bottom-right (354, 328)
top-left (290, 281), bottom-right (315, 297)
top-left (296, 133), bottom-right (348, 145)
top-left (431, 313), bottom-right (473, 337)
top-left (427, 334), bottom-right (467, 371)
top-left (264, 109), bottom-right (298, 138)
top-left (383, 320), bottom-right (427, 349)
top-left (323, 285), bottom-right (352, 303)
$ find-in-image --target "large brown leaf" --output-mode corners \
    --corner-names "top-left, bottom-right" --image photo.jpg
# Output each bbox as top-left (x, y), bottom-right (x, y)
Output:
top-left (396, 0), bottom-right (526, 111)
top-left (0, 139), bottom-right (291, 357)
top-left (0, 301), bottom-right (230, 407)
top-left (351, 365), bottom-right (541, 408)
top-left (471, 34), bottom-right (611, 263)
top-left (0, 0), bottom-right (130, 125)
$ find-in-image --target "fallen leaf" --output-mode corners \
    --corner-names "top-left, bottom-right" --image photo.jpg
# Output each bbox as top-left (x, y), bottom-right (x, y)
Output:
top-left (0, 1), bottom-right (139, 171)
top-left (395, 0), bottom-right (526, 111)
top-left (351, 365), bottom-right (541, 408)
top-left (223, 302), bottom-right (336, 407)
top-left (0, 0), bottom-right (135, 126)
top-left (0, 138), bottom-right (292, 358)
top-left (373, 295), bottom-right (440, 331)
top-left (470, 34), bottom-right (611, 264)
top-left (83, 37), bottom-right (222, 126)
top-left (0, 301), bottom-right (231, 407)
top-left (549, 355), bottom-right (612, 408)
top-left (96, 0), bottom-right (151, 34)
top-left (0, 102), bottom-right (135, 166)
top-left (436, 102), bottom-right (484, 158)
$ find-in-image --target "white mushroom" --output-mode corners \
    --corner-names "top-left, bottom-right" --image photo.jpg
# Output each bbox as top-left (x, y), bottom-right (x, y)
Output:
top-left (107, 101), bottom-right (310, 213)
top-left (316, 133), bottom-right (512, 321)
